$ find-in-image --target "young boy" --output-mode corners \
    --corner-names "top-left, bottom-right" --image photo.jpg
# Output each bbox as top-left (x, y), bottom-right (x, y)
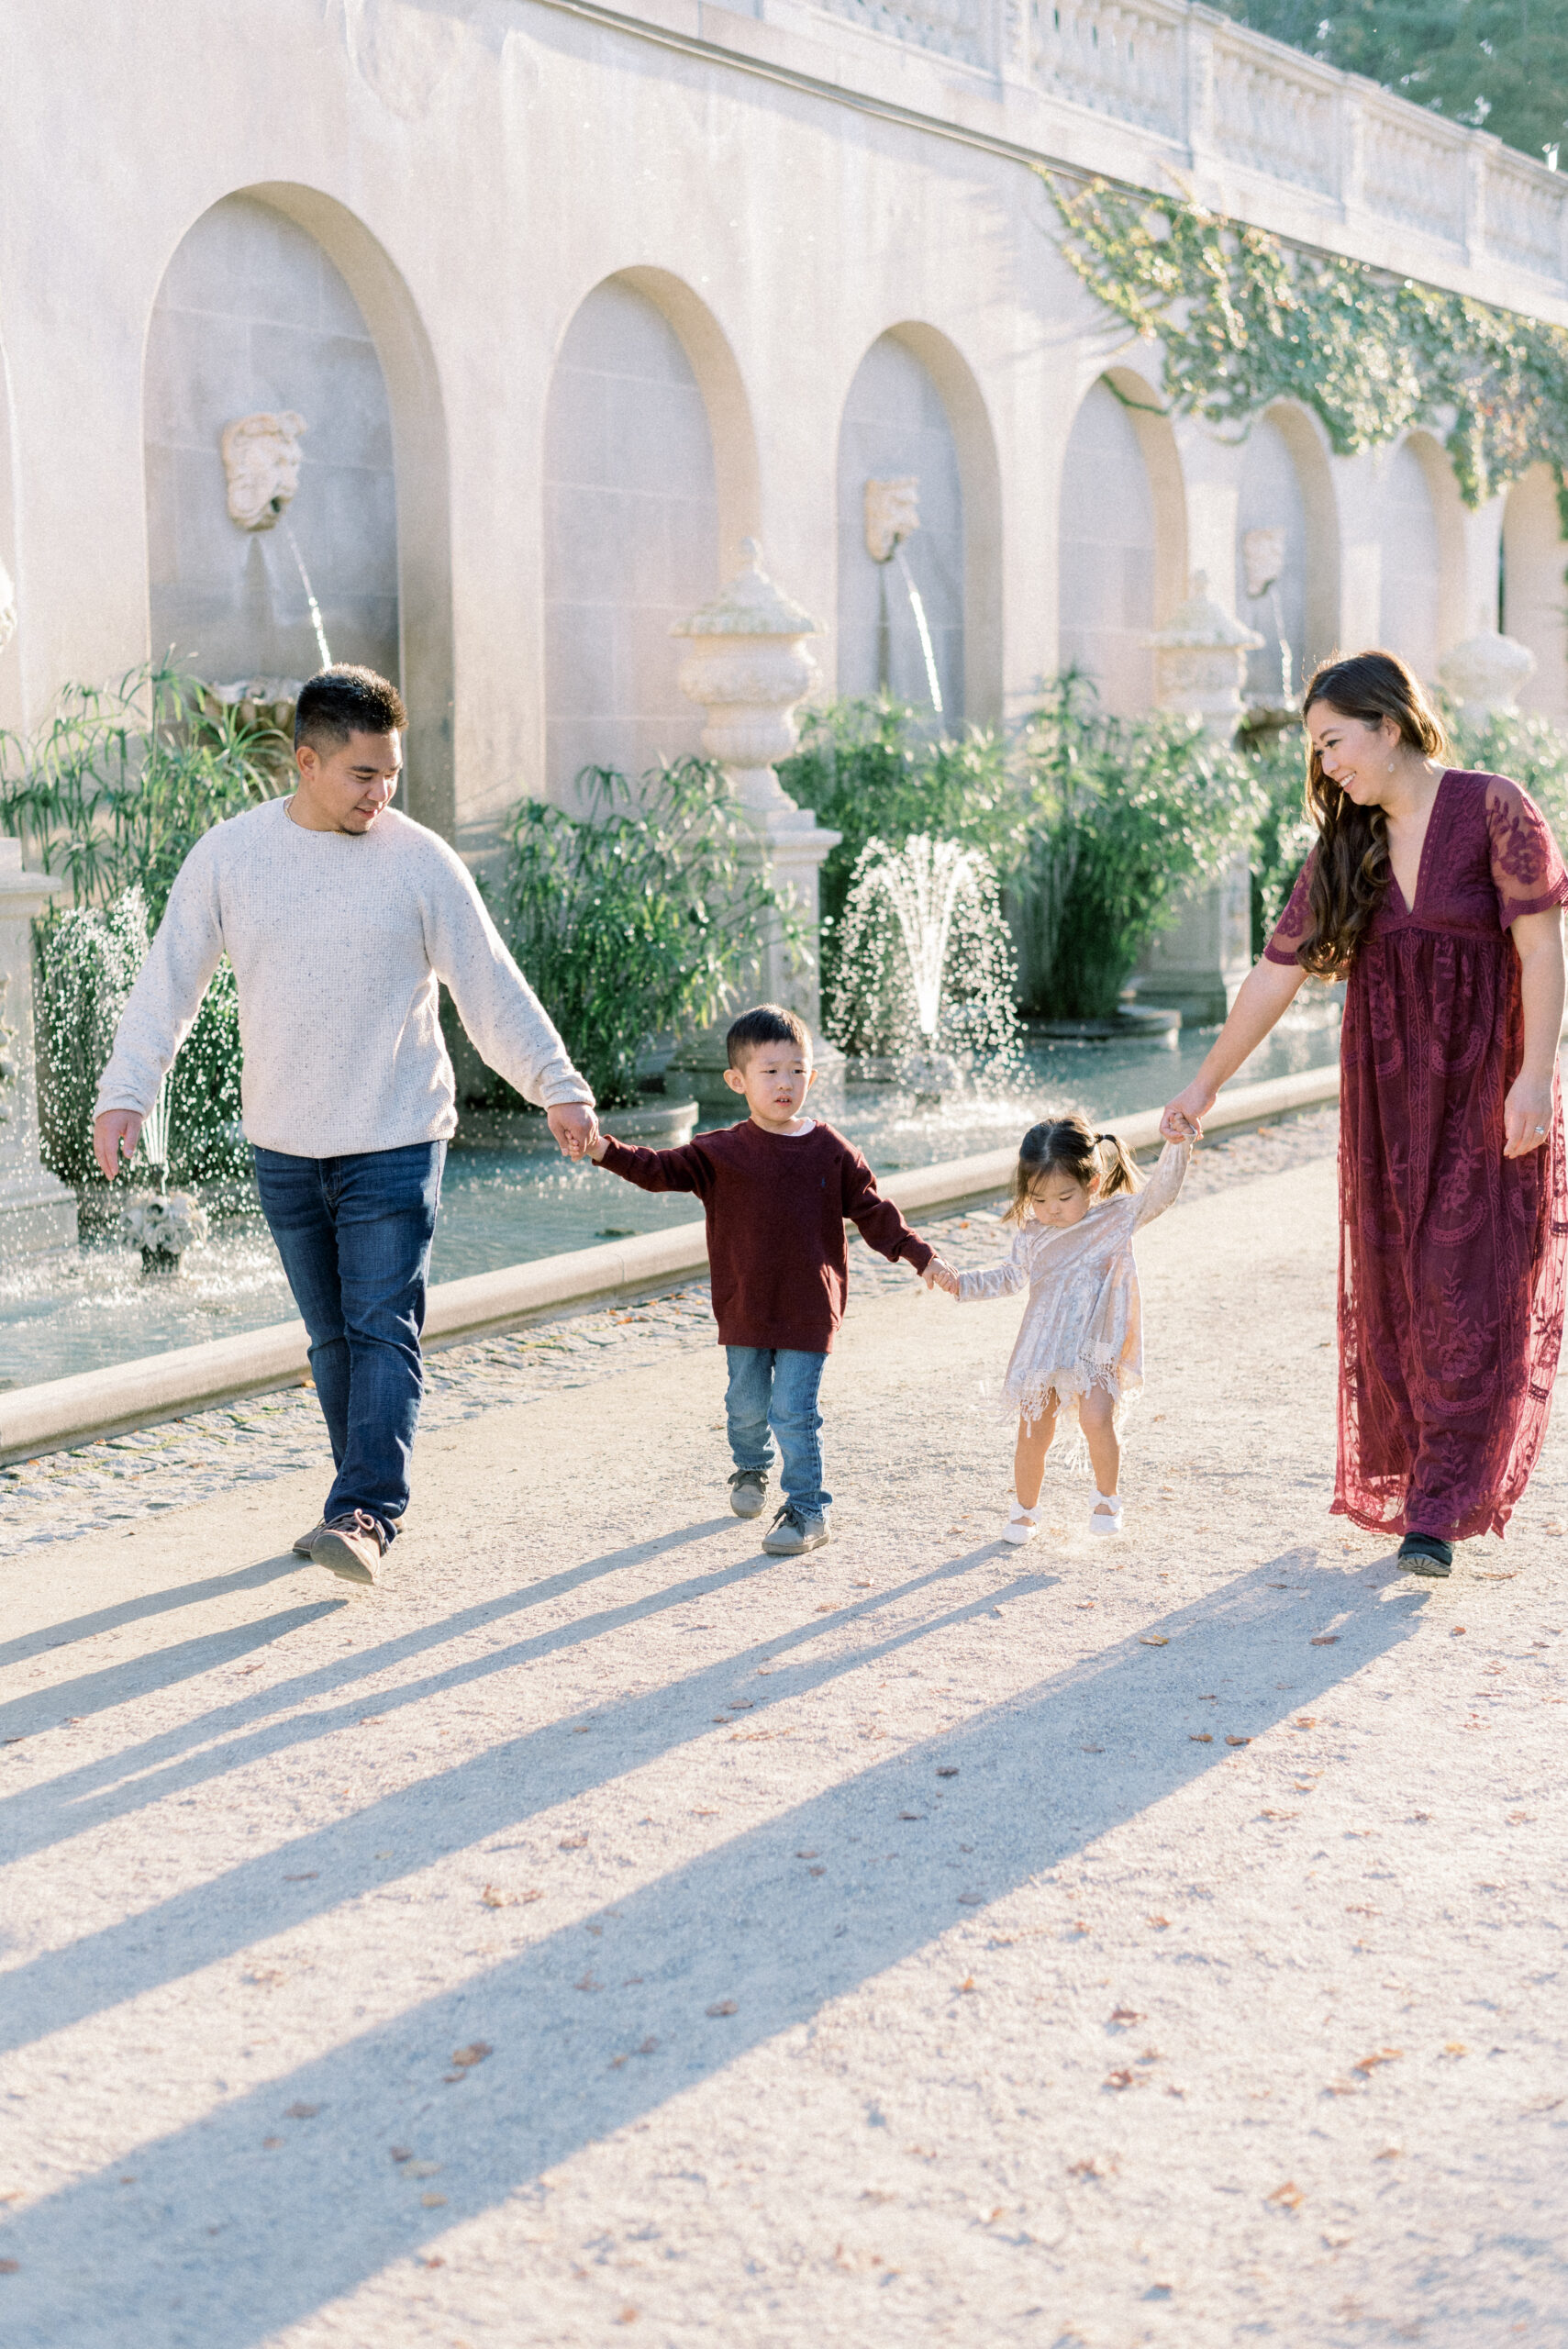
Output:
top-left (588, 1005), bottom-right (954, 1554)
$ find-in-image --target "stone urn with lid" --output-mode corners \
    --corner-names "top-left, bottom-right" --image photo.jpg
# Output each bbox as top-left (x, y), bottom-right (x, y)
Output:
top-left (666, 542), bottom-right (842, 1104)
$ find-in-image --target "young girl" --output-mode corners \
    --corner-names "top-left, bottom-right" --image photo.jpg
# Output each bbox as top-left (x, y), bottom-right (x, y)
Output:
top-left (935, 1117), bottom-right (1190, 1542)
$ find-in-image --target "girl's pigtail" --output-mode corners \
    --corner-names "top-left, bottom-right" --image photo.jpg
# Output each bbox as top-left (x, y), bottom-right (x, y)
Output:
top-left (1093, 1131), bottom-right (1142, 1199)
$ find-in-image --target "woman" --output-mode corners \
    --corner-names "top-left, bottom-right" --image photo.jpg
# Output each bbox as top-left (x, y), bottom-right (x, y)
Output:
top-left (1162, 651), bottom-right (1568, 1576)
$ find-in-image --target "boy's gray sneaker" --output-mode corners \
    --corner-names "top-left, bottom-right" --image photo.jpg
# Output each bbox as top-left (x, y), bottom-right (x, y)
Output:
top-left (762, 1503), bottom-right (831, 1555)
top-left (728, 1468), bottom-right (769, 1520)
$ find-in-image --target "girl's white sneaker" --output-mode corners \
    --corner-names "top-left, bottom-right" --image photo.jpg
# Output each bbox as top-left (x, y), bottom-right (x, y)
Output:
top-left (1003, 1503), bottom-right (1039, 1545)
top-left (1089, 1491), bottom-right (1123, 1538)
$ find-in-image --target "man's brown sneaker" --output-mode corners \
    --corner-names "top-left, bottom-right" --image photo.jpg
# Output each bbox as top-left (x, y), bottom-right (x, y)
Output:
top-left (310, 1509), bottom-right (388, 1586)
top-left (293, 1520), bottom-right (326, 1558)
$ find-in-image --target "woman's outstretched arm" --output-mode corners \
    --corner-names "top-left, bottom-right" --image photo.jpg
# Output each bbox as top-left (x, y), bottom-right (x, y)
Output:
top-left (1159, 955), bottom-right (1309, 1141)
top-left (1505, 907), bottom-right (1566, 1158)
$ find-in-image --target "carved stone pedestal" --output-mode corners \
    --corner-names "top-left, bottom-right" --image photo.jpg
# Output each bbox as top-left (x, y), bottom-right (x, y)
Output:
top-left (664, 546), bottom-right (842, 1109)
top-left (1134, 575), bottom-right (1262, 1025)
top-left (0, 841), bottom-right (79, 1256)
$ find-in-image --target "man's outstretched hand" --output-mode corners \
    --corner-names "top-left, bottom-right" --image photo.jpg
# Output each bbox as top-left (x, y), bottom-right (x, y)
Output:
top-left (94, 1109), bottom-right (144, 1184)
top-left (548, 1102), bottom-right (599, 1161)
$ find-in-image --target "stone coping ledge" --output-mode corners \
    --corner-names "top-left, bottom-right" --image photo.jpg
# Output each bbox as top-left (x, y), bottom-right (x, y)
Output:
top-left (0, 1062), bottom-right (1340, 1467)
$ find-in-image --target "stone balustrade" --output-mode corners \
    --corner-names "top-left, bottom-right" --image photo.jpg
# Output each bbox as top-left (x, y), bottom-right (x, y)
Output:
top-left (811, 0), bottom-right (1568, 300)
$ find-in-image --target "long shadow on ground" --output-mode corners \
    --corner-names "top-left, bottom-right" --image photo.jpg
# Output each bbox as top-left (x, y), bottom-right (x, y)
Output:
top-left (1, 1548), bottom-right (1426, 2348)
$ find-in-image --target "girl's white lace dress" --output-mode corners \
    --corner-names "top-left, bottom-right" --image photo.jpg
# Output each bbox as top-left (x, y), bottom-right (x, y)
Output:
top-left (957, 1141), bottom-right (1190, 1445)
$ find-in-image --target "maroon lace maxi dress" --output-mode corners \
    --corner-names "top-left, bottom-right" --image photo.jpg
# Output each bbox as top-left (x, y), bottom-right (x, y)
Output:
top-left (1266, 768), bottom-right (1568, 1542)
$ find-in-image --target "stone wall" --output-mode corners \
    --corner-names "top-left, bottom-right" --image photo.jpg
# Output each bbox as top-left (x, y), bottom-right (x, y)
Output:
top-left (0, 0), bottom-right (1562, 855)
top-left (143, 195), bottom-right (397, 691)
top-left (543, 277), bottom-right (717, 807)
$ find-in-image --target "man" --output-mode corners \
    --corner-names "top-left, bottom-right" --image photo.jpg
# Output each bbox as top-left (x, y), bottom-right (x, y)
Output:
top-left (94, 665), bottom-right (597, 1586)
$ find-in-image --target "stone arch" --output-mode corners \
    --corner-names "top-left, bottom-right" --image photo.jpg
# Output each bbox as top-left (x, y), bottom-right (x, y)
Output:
top-left (142, 184), bottom-right (454, 836)
top-left (836, 323), bottom-right (1003, 728)
top-left (1379, 430), bottom-right (1465, 687)
top-left (542, 269), bottom-right (760, 805)
top-left (1503, 463), bottom-right (1567, 722)
top-left (1237, 401), bottom-right (1340, 704)
top-left (1057, 364), bottom-right (1186, 712)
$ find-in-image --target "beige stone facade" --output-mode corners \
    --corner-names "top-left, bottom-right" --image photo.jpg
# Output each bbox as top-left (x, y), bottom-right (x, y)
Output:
top-left (2, 0), bottom-right (1565, 863)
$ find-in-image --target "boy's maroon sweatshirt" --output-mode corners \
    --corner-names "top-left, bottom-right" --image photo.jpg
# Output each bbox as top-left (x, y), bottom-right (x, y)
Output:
top-left (597, 1117), bottom-right (933, 1353)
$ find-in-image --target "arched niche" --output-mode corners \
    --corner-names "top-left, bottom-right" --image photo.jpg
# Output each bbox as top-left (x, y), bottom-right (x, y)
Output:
top-left (1378, 431), bottom-right (1464, 688)
top-left (1503, 464), bottom-right (1568, 722)
top-left (836, 323), bottom-right (1002, 728)
top-left (144, 183), bottom-right (454, 838)
top-left (1236, 402), bottom-right (1340, 704)
top-left (1058, 366), bottom-right (1186, 712)
top-left (542, 270), bottom-right (759, 807)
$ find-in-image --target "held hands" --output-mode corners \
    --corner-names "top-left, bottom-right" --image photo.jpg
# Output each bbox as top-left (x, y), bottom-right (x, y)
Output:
top-left (93, 1109), bottom-right (144, 1185)
top-left (923, 1253), bottom-right (961, 1297)
top-left (1503, 1074), bottom-right (1555, 1160)
top-left (548, 1102), bottom-right (600, 1162)
top-left (1160, 1077), bottom-right (1216, 1145)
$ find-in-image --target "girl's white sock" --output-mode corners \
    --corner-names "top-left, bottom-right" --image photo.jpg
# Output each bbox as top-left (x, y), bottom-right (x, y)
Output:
top-left (1004, 1499), bottom-right (1038, 1546)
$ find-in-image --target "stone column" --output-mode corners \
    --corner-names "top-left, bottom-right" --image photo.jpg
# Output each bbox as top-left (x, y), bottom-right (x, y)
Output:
top-left (1134, 574), bottom-right (1262, 1026)
top-left (0, 841), bottom-right (79, 1255)
top-left (664, 543), bottom-right (842, 1108)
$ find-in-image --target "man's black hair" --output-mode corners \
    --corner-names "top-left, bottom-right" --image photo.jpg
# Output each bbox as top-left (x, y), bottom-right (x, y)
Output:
top-left (294, 665), bottom-right (407, 753)
top-left (726, 1003), bottom-right (812, 1068)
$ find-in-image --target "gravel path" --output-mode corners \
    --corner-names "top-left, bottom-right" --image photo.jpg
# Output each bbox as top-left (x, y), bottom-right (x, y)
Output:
top-left (0, 1109), bottom-right (1341, 1558)
top-left (5, 1106), bottom-right (1565, 2349)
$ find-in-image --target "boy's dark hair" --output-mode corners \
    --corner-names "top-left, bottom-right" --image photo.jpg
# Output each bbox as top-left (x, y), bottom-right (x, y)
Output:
top-left (294, 665), bottom-right (407, 753)
top-left (1004, 1113), bottom-right (1141, 1224)
top-left (726, 1003), bottom-right (812, 1068)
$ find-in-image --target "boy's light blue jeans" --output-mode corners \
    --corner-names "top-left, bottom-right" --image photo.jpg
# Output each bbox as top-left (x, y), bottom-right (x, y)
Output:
top-left (725, 1346), bottom-right (830, 1519)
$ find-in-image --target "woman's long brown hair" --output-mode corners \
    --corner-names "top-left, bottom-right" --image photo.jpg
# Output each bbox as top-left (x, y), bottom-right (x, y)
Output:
top-left (1295, 651), bottom-right (1448, 976)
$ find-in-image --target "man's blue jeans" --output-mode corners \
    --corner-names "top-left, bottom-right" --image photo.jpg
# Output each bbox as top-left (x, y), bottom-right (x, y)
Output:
top-left (725, 1346), bottom-right (830, 1518)
top-left (253, 1141), bottom-right (445, 1541)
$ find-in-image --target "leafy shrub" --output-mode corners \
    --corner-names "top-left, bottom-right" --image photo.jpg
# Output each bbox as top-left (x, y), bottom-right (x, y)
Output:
top-left (491, 760), bottom-right (799, 1108)
top-left (5, 664), bottom-right (281, 1197)
top-left (35, 891), bottom-right (150, 1197)
top-left (1245, 724), bottom-right (1315, 955)
top-left (779, 697), bottom-right (1026, 993)
top-left (1017, 678), bottom-right (1267, 1020)
top-left (0, 662), bottom-right (284, 923)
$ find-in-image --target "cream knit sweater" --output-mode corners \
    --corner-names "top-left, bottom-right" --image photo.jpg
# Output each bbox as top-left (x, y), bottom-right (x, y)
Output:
top-left (95, 798), bottom-right (593, 1157)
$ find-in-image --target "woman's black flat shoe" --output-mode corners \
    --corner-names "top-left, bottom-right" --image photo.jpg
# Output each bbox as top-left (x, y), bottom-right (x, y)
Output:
top-left (1398, 1532), bottom-right (1454, 1576)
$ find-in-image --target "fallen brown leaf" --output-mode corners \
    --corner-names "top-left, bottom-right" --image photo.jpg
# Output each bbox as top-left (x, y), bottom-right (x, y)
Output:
top-left (421, 2191), bottom-right (447, 2208)
top-left (285, 2102), bottom-right (318, 2120)
top-left (450, 2043), bottom-right (491, 2068)
top-left (1352, 2048), bottom-right (1403, 2076)
top-left (1139, 1635), bottom-right (1169, 1647)
top-left (706, 1998), bottom-right (738, 2017)
top-left (1189, 1733), bottom-right (1213, 1743)
top-left (1309, 1635), bottom-right (1339, 1646)
top-left (1110, 2007), bottom-right (1144, 2024)
top-left (1226, 1735), bottom-right (1251, 1747)
top-left (937, 1766), bottom-right (960, 1777)
top-left (1266, 2181), bottom-right (1305, 2210)
top-left (1105, 2068), bottom-right (1137, 2090)
top-left (558, 1835), bottom-right (588, 1851)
